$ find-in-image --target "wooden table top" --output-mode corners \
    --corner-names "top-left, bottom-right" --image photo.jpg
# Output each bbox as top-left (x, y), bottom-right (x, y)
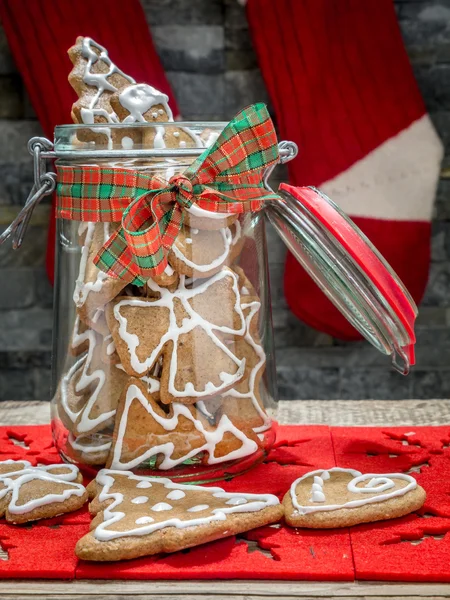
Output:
top-left (1, 398), bottom-right (449, 599)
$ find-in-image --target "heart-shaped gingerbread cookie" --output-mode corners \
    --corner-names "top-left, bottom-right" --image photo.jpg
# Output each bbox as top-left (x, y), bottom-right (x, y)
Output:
top-left (283, 467), bottom-right (426, 528)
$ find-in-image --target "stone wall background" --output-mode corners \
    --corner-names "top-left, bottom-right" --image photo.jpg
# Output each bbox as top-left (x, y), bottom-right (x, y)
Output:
top-left (1, 0), bottom-right (450, 401)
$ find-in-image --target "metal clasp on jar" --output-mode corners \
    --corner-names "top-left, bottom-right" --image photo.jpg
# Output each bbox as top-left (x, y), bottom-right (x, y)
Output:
top-left (0, 137), bottom-right (56, 248)
top-left (0, 137), bottom-right (298, 248)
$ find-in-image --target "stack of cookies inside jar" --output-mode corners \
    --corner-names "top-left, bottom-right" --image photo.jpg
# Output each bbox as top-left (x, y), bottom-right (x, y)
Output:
top-left (53, 37), bottom-right (274, 476)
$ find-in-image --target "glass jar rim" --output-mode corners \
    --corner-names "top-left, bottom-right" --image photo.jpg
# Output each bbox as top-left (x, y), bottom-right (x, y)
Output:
top-left (53, 122), bottom-right (228, 158)
top-left (55, 121), bottom-right (228, 133)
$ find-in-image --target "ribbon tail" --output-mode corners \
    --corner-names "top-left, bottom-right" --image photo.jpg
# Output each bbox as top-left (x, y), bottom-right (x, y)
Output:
top-left (94, 186), bottom-right (185, 285)
top-left (94, 226), bottom-right (146, 286)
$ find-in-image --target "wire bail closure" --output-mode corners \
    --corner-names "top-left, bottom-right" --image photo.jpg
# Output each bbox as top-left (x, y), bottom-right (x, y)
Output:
top-left (0, 137), bottom-right (56, 248)
top-left (0, 138), bottom-right (298, 249)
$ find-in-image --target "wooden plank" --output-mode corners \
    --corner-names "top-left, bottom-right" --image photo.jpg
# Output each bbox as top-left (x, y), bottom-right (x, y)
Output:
top-left (277, 399), bottom-right (450, 426)
top-left (1, 399), bottom-right (449, 427)
top-left (0, 401), bottom-right (49, 425)
top-left (0, 579), bottom-right (450, 598)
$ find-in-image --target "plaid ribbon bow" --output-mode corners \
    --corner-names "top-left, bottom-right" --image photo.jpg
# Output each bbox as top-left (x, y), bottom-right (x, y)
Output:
top-left (56, 103), bottom-right (280, 285)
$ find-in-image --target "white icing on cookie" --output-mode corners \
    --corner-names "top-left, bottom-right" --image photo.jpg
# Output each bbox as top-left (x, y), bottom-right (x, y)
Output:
top-left (309, 476), bottom-right (326, 503)
top-left (111, 382), bottom-right (259, 470)
top-left (121, 136), bottom-right (134, 150)
top-left (290, 468), bottom-right (418, 515)
top-left (172, 227), bottom-right (233, 274)
top-left (195, 400), bottom-right (215, 421)
top-left (93, 469), bottom-right (280, 541)
top-left (0, 462), bottom-right (84, 515)
top-left (119, 84), bottom-right (173, 123)
top-left (224, 298), bottom-right (271, 433)
top-left (68, 433), bottom-right (112, 455)
top-left (167, 490), bottom-right (185, 500)
top-left (225, 497), bottom-right (247, 506)
top-left (116, 364), bottom-right (161, 394)
top-left (187, 504), bottom-right (209, 512)
top-left (151, 502), bottom-right (173, 512)
top-left (113, 268), bottom-right (246, 398)
top-left (131, 496), bottom-right (149, 504)
top-left (73, 222), bottom-right (111, 308)
top-left (187, 203), bottom-right (234, 221)
top-left (61, 317), bottom-right (117, 433)
top-left (117, 85), bottom-right (202, 151)
top-left (78, 38), bottom-right (135, 146)
top-left (81, 38), bottom-right (134, 105)
top-left (136, 481), bottom-right (152, 489)
top-left (311, 490), bottom-right (326, 503)
top-left (203, 130), bottom-right (220, 148)
top-left (135, 516), bottom-right (154, 524)
top-left (104, 335), bottom-right (116, 356)
top-left (349, 476), bottom-right (396, 494)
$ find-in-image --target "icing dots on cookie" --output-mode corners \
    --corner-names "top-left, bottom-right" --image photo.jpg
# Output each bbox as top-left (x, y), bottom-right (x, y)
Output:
top-left (166, 490), bottom-right (185, 500)
top-left (187, 504), bottom-right (209, 512)
top-left (131, 496), bottom-right (149, 505)
top-left (136, 481), bottom-right (152, 489)
top-left (75, 470), bottom-right (283, 561)
top-left (135, 516), bottom-right (154, 525)
top-left (151, 502), bottom-right (173, 512)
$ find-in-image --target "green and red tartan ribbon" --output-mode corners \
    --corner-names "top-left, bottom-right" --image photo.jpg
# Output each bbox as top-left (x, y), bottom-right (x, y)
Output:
top-left (56, 103), bottom-right (280, 285)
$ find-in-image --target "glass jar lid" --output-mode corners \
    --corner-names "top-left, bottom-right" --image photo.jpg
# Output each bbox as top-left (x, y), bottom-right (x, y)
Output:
top-left (267, 184), bottom-right (417, 375)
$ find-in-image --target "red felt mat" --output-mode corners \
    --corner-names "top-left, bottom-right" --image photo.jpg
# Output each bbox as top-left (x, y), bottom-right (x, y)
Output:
top-left (1, 423), bottom-right (450, 581)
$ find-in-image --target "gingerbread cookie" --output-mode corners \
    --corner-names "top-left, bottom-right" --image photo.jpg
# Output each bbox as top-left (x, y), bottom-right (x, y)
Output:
top-left (167, 221), bottom-right (242, 278)
top-left (76, 469), bottom-right (282, 560)
top-left (58, 324), bottom-right (128, 436)
top-left (182, 208), bottom-right (238, 232)
top-left (234, 264), bottom-right (257, 298)
top-left (106, 267), bottom-right (247, 404)
top-left (100, 333), bottom-right (121, 365)
top-left (283, 468), bottom-right (426, 529)
top-left (110, 83), bottom-right (202, 150)
top-left (68, 36), bottom-right (142, 149)
top-left (218, 293), bottom-right (268, 431)
top-left (0, 461), bottom-right (87, 524)
top-left (200, 278), bottom-right (270, 433)
top-left (69, 315), bottom-right (90, 357)
top-left (147, 264), bottom-right (179, 290)
top-left (74, 222), bottom-right (127, 327)
top-left (110, 82), bottom-right (173, 123)
top-left (107, 378), bottom-right (260, 470)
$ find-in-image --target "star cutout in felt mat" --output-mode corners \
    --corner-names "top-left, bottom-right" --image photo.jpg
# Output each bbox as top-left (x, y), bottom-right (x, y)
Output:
top-left (0, 423), bottom-right (450, 581)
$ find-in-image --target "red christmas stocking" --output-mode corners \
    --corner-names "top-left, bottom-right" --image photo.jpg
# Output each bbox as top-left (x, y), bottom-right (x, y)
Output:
top-left (246, 0), bottom-right (443, 339)
top-left (0, 0), bottom-right (178, 284)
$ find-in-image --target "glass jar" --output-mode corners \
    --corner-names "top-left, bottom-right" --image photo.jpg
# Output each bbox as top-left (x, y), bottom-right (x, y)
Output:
top-left (1, 118), bottom-right (417, 483)
top-left (50, 121), bottom-right (283, 481)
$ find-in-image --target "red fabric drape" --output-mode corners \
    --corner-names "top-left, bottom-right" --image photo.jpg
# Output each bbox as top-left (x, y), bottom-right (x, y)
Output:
top-left (0, 0), bottom-right (178, 283)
